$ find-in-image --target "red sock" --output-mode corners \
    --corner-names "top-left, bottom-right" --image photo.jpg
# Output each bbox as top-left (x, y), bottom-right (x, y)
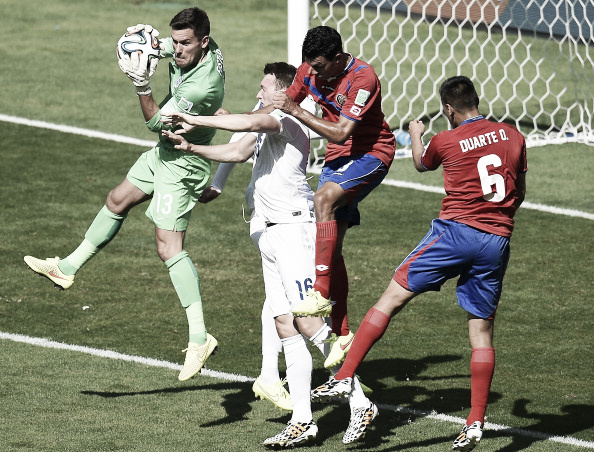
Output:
top-left (335, 308), bottom-right (390, 380)
top-left (313, 221), bottom-right (337, 299)
top-left (467, 347), bottom-right (495, 425)
top-left (329, 255), bottom-right (350, 336)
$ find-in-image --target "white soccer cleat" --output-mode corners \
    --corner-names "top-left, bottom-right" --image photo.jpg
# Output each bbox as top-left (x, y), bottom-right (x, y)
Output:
top-left (263, 420), bottom-right (317, 448)
top-left (178, 334), bottom-right (218, 381)
top-left (452, 421), bottom-right (483, 451)
top-left (24, 256), bottom-right (75, 290)
top-left (310, 375), bottom-right (353, 402)
top-left (343, 401), bottom-right (379, 444)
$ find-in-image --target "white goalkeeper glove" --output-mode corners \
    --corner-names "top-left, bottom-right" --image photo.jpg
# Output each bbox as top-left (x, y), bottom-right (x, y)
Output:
top-left (126, 23), bottom-right (162, 76)
top-left (118, 52), bottom-right (151, 88)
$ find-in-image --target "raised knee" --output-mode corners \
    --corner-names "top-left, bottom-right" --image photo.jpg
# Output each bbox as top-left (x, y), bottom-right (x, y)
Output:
top-left (275, 315), bottom-right (298, 338)
top-left (157, 243), bottom-right (177, 262)
top-left (105, 188), bottom-right (123, 214)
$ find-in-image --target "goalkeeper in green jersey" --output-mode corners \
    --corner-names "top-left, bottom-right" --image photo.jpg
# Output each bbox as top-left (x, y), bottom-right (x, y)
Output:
top-left (24, 7), bottom-right (225, 381)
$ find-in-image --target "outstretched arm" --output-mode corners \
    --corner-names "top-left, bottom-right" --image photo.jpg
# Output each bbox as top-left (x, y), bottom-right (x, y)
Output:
top-left (162, 130), bottom-right (257, 163)
top-left (272, 92), bottom-right (356, 144)
top-left (162, 111), bottom-right (281, 135)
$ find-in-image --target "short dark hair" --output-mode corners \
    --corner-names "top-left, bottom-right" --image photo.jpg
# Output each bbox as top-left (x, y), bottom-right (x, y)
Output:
top-left (439, 76), bottom-right (480, 112)
top-left (170, 7), bottom-right (210, 39)
top-left (302, 26), bottom-right (343, 61)
top-left (263, 62), bottom-right (297, 90)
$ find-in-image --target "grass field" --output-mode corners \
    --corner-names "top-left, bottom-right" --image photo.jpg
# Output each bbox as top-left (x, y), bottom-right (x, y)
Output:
top-left (1, 1), bottom-right (593, 451)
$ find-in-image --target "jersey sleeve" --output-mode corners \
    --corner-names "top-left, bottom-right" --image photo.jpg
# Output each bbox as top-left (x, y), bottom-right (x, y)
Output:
top-left (210, 162), bottom-right (235, 192)
top-left (421, 132), bottom-right (445, 171)
top-left (273, 110), bottom-right (305, 144)
top-left (517, 129), bottom-right (528, 173)
top-left (339, 65), bottom-right (381, 122)
top-left (285, 63), bottom-right (310, 105)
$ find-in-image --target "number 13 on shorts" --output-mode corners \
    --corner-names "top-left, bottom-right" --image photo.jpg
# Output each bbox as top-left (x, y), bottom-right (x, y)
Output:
top-left (155, 192), bottom-right (174, 217)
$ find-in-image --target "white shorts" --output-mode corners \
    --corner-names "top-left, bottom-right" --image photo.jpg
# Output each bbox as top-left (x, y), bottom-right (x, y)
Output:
top-left (254, 222), bottom-right (316, 318)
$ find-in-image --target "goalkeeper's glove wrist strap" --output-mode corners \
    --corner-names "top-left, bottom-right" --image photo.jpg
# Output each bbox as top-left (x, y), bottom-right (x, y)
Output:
top-left (136, 85), bottom-right (152, 96)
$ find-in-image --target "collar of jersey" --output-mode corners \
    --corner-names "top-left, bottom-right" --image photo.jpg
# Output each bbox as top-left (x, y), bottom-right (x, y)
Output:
top-left (460, 115), bottom-right (485, 126)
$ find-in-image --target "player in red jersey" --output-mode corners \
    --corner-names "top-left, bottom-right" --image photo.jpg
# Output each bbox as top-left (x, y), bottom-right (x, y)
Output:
top-left (272, 26), bottom-right (396, 370)
top-left (310, 76), bottom-right (527, 451)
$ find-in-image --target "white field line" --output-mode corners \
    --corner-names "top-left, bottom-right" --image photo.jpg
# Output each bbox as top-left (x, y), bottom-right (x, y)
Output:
top-left (0, 113), bottom-right (157, 148)
top-left (306, 168), bottom-right (594, 221)
top-left (2, 113), bottom-right (592, 222)
top-left (2, 331), bottom-right (593, 449)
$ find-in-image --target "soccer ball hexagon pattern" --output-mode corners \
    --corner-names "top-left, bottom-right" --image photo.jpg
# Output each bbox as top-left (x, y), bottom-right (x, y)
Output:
top-left (116, 29), bottom-right (160, 62)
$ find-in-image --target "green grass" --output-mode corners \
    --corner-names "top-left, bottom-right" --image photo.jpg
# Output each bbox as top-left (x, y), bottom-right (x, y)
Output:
top-left (1, 0), bottom-right (593, 451)
top-left (1, 123), bottom-right (593, 451)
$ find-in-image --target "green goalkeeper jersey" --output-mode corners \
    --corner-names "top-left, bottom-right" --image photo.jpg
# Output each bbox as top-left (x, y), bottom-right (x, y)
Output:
top-left (147, 37), bottom-right (225, 153)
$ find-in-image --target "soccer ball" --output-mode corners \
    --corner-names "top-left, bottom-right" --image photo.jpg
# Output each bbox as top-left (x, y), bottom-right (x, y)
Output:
top-left (116, 29), bottom-right (160, 63)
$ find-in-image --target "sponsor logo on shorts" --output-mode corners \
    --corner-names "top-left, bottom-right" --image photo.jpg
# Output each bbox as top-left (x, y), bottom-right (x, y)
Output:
top-left (316, 265), bottom-right (329, 272)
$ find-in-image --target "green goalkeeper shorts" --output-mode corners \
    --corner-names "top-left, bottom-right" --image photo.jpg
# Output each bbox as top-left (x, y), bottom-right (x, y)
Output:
top-left (127, 145), bottom-right (211, 231)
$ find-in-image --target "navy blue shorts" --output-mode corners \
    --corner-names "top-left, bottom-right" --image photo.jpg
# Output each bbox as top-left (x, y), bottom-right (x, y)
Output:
top-left (318, 154), bottom-right (387, 226)
top-left (393, 219), bottom-right (510, 319)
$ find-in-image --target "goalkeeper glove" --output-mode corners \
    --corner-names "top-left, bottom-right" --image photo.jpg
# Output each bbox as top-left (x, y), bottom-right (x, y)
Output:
top-left (118, 52), bottom-right (151, 88)
top-left (126, 23), bottom-right (162, 76)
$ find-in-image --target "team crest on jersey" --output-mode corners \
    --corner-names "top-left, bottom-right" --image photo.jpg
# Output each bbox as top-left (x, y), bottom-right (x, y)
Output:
top-left (354, 89), bottom-right (370, 106)
top-left (336, 94), bottom-right (346, 107)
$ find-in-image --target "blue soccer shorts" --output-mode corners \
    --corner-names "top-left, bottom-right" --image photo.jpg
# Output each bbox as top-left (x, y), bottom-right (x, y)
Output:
top-left (393, 219), bottom-right (511, 319)
top-left (318, 154), bottom-right (388, 226)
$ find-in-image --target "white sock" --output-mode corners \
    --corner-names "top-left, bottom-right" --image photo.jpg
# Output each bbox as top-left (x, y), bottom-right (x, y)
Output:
top-left (260, 301), bottom-right (282, 384)
top-left (309, 323), bottom-right (332, 358)
top-left (282, 334), bottom-right (313, 423)
top-left (348, 376), bottom-right (370, 409)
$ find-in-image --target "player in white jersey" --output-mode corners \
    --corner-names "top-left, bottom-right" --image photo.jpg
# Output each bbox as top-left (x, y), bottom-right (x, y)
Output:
top-left (162, 62), bottom-right (376, 447)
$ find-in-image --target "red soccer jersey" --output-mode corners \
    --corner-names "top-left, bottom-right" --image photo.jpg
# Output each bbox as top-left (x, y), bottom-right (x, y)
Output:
top-left (286, 57), bottom-right (395, 167)
top-left (421, 118), bottom-right (527, 237)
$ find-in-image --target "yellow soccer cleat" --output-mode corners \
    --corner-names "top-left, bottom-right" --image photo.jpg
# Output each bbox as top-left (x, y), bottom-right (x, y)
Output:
top-left (178, 334), bottom-right (218, 381)
top-left (24, 256), bottom-right (75, 290)
top-left (291, 290), bottom-right (332, 317)
top-left (324, 331), bottom-right (355, 369)
top-left (252, 376), bottom-right (293, 411)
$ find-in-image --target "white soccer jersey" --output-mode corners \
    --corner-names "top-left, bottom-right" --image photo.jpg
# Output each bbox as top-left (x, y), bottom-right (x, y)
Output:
top-left (246, 109), bottom-right (315, 224)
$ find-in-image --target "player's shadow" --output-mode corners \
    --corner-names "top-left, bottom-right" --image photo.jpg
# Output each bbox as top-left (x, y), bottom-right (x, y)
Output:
top-left (313, 354), bottom-right (466, 386)
top-left (82, 381), bottom-right (255, 427)
top-left (310, 353), bottom-right (507, 449)
top-left (312, 354), bottom-right (476, 415)
top-left (487, 399), bottom-right (594, 451)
